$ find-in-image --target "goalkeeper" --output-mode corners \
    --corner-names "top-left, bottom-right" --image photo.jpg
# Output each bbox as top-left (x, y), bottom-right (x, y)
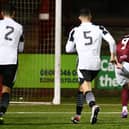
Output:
top-left (66, 8), bottom-right (116, 124)
top-left (0, 3), bottom-right (24, 124)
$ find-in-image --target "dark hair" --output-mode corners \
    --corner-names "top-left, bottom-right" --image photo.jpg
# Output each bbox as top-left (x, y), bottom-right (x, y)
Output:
top-left (1, 3), bottom-right (16, 16)
top-left (79, 8), bottom-right (91, 17)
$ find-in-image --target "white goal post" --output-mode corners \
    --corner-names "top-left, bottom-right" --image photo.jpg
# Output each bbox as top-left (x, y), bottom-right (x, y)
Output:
top-left (52, 0), bottom-right (62, 104)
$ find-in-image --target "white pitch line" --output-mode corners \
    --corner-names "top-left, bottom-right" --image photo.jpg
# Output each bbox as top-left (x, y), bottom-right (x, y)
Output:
top-left (10, 102), bottom-right (121, 106)
top-left (6, 112), bottom-right (121, 114)
top-left (61, 104), bottom-right (121, 106)
top-left (10, 101), bottom-right (52, 105)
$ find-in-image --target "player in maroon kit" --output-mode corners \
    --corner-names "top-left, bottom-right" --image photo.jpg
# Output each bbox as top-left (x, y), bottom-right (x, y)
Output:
top-left (115, 34), bottom-right (129, 118)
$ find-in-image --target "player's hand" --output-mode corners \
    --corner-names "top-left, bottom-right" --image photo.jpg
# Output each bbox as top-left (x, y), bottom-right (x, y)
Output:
top-left (110, 57), bottom-right (117, 64)
top-left (110, 59), bottom-right (117, 64)
top-left (115, 63), bottom-right (123, 69)
top-left (110, 54), bottom-right (117, 64)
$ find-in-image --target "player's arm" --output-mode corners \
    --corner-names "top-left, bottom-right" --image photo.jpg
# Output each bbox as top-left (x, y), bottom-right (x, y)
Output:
top-left (18, 34), bottom-right (24, 53)
top-left (65, 29), bottom-right (76, 53)
top-left (100, 26), bottom-right (116, 63)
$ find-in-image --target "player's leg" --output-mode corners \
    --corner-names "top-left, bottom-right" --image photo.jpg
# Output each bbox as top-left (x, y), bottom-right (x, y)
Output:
top-left (71, 90), bottom-right (84, 124)
top-left (71, 70), bottom-right (100, 124)
top-left (81, 80), bottom-right (100, 124)
top-left (0, 65), bottom-right (17, 124)
top-left (80, 70), bottom-right (100, 124)
top-left (71, 69), bottom-right (86, 124)
top-left (121, 62), bottom-right (129, 117)
top-left (115, 66), bottom-right (129, 118)
top-left (121, 84), bottom-right (129, 118)
top-left (0, 85), bottom-right (11, 124)
top-left (71, 81), bottom-right (96, 124)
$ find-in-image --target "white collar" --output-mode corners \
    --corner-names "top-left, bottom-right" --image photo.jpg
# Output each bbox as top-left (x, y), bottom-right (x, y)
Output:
top-left (81, 22), bottom-right (92, 25)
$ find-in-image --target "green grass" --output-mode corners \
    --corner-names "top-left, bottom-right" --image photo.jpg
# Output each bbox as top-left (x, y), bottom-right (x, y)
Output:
top-left (0, 98), bottom-right (128, 129)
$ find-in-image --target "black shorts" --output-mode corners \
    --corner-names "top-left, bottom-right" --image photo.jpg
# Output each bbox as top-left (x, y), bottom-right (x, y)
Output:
top-left (0, 64), bottom-right (18, 88)
top-left (79, 69), bottom-right (100, 84)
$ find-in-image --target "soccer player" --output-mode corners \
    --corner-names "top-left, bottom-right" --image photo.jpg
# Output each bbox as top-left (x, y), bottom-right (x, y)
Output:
top-left (65, 8), bottom-right (116, 124)
top-left (115, 34), bottom-right (129, 118)
top-left (0, 3), bottom-right (24, 124)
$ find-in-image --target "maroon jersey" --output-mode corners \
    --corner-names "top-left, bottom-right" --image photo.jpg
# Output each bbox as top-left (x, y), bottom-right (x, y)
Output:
top-left (117, 35), bottom-right (129, 63)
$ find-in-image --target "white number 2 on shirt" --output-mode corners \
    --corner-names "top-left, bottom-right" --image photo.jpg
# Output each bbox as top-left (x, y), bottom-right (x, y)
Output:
top-left (121, 37), bottom-right (129, 50)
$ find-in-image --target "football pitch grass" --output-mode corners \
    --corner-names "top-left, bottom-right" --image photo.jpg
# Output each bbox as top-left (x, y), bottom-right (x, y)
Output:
top-left (1, 97), bottom-right (129, 129)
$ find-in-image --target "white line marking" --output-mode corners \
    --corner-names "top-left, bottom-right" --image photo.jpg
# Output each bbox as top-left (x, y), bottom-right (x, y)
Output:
top-left (10, 102), bottom-right (121, 106)
top-left (6, 112), bottom-right (121, 114)
top-left (61, 104), bottom-right (121, 106)
top-left (10, 101), bottom-right (52, 105)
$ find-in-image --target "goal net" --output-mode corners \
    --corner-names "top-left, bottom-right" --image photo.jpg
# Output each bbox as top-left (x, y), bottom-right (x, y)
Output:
top-left (0, 0), bottom-right (61, 104)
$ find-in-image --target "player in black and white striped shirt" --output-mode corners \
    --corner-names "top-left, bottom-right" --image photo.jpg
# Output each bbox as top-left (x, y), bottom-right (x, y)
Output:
top-left (66, 8), bottom-right (116, 124)
top-left (0, 3), bottom-right (24, 124)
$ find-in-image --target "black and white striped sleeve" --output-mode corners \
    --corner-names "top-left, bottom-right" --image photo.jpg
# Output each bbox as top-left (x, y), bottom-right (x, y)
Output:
top-left (99, 25), bottom-right (116, 53)
top-left (65, 29), bottom-right (76, 53)
top-left (18, 34), bottom-right (24, 53)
